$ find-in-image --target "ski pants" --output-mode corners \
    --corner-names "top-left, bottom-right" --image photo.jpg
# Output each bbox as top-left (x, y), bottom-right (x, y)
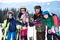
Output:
top-left (36, 31), bottom-right (45, 40)
top-left (21, 35), bottom-right (27, 40)
top-left (7, 31), bottom-right (16, 40)
top-left (47, 33), bottom-right (56, 40)
top-left (56, 34), bottom-right (60, 40)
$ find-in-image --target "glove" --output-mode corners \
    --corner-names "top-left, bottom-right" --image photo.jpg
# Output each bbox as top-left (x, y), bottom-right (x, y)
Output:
top-left (48, 29), bottom-right (52, 34)
top-left (29, 22), bottom-right (34, 26)
top-left (2, 29), bottom-right (5, 33)
top-left (22, 23), bottom-right (25, 26)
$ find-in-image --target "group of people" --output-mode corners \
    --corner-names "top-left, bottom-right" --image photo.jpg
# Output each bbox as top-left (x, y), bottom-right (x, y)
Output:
top-left (2, 5), bottom-right (60, 40)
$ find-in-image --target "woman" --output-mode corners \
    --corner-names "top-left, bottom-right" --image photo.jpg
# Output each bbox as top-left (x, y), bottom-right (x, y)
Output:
top-left (18, 6), bottom-right (29, 40)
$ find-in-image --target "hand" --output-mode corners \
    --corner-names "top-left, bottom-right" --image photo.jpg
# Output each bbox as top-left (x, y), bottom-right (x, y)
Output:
top-left (48, 29), bottom-right (52, 34)
top-left (2, 29), bottom-right (4, 32)
top-left (22, 23), bottom-right (25, 26)
top-left (22, 27), bottom-right (27, 29)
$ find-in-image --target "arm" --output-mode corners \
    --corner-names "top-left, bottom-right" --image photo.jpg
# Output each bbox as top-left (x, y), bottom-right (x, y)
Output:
top-left (16, 20), bottom-right (22, 30)
top-left (51, 17), bottom-right (54, 26)
top-left (2, 20), bottom-right (7, 29)
top-left (15, 20), bottom-right (22, 25)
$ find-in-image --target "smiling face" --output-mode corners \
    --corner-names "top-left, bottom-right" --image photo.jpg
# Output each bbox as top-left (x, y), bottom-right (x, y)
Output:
top-left (20, 8), bottom-right (26, 14)
top-left (35, 9), bottom-right (40, 14)
top-left (44, 14), bottom-right (49, 19)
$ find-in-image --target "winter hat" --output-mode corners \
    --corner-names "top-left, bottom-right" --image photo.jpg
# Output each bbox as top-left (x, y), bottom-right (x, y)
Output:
top-left (34, 5), bottom-right (41, 9)
top-left (20, 6), bottom-right (26, 9)
top-left (20, 6), bottom-right (26, 11)
top-left (42, 11), bottom-right (49, 15)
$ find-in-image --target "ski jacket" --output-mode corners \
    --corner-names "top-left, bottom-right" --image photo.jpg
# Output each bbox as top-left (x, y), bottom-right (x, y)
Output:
top-left (3, 18), bottom-right (22, 32)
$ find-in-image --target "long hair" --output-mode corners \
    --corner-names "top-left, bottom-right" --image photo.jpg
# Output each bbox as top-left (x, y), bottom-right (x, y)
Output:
top-left (18, 12), bottom-right (23, 18)
top-left (18, 8), bottom-right (27, 18)
top-left (35, 9), bottom-right (42, 16)
top-left (39, 10), bottom-right (42, 16)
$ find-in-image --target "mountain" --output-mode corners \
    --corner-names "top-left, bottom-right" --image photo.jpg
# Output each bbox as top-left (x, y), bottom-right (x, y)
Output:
top-left (0, 1), bottom-right (60, 16)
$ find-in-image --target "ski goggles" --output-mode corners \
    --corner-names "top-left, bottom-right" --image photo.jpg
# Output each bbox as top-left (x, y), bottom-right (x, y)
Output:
top-left (7, 14), bottom-right (13, 17)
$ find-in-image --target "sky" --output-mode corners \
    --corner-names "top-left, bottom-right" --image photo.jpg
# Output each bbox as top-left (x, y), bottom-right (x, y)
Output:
top-left (0, 0), bottom-right (60, 16)
top-left (0, 0), bottom-right (60, 3)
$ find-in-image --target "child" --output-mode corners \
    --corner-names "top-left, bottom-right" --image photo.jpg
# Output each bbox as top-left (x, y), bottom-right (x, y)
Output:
top-left (42, 11), bottom-right (56, 40)
top-left (2, 11), bottom-right (22, 40)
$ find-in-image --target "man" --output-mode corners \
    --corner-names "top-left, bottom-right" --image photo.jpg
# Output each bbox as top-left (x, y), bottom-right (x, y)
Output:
top-left (34, 5), bottom-right (42, 20)
top-left (33, 5), bottom-right (45, 40)
top-left (2, 11), bottom-right (22, 40)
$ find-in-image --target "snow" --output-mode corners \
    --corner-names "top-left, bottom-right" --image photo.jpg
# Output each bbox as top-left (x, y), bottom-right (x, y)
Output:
top-left (0, 24), bottom-right (2, 40)
top-left (0, 23), bottom-right (60, 40)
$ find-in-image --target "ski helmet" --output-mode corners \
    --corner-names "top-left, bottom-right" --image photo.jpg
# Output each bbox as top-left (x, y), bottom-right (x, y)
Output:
top-left (7, 11), bottom-right (14, 17)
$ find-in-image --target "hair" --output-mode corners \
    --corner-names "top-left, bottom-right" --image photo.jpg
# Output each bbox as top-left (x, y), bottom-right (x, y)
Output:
top-left (39, 10), bottom-right (42, 16)
top-left (52, 14), bottom-right (57, 16)
top-left (34, 5), bottom-right (41, 9)
top-left (34, 5), bottom-right (42, 16)
top-left (20, 8), bottom-right (26, 12)
top-left (35, 9), bottom-right (42, 17)
top-left (18, 12), bottom-right (23, 18)
top-left (18, 8), bottom-right (26, 18)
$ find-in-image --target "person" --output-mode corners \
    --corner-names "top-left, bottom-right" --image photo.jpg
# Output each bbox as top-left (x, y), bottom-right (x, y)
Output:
top-left (52, 14), bottom-right (60, 40)
top-left (33, 5), bottom-right (42, 20)
top-left (58, 18), bottom-right (60, 25)
top-left (18, 6), bottom-right (29, 40)
top-left (2, 11), bottom-right (22, 40)
top-left (42, 11), bottom-right (56, 40)
top-left (33, 5), bottom-right (45, 40)
top-left (52, 14), bottom-right (59, 26)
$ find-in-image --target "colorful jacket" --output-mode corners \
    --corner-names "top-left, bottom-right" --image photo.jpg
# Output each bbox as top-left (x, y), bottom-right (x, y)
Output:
top-left (3, 18), bottom-right (22, 32)
top-left (33, 14), bottom-right (41, 20)
top-left (39, 16), bottom-right (54, 29)
top-left (18, 13), bottom-right (29, 36)
top-left (34, 15), bottom-right (45, 32)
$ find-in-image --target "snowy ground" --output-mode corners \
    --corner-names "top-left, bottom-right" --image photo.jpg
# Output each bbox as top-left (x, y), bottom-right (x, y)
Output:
top-left (1, 23), bottom-right (60, 40)
top-left (0, 23), bottom-right (47, 40)
top-left (0, 23), bottom-right (2, 40)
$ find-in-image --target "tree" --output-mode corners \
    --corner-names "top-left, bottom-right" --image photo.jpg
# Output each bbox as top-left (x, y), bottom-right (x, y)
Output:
top-left (0, 9), bottom-right (3, 23)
